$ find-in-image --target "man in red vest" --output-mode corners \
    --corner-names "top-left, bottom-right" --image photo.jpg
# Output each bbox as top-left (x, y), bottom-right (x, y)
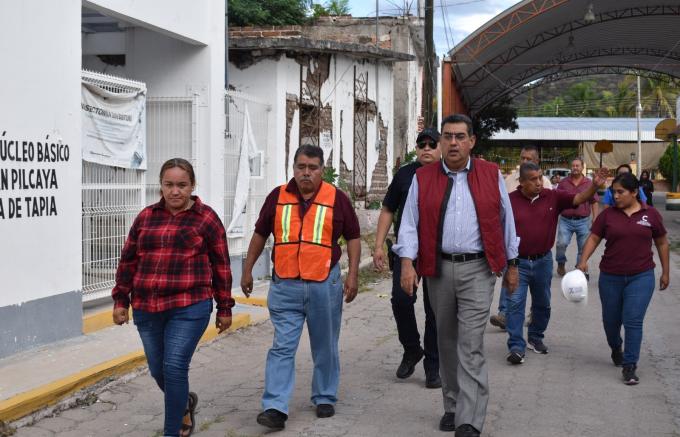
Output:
top-left (241, 145), bottom-right (361, 430)
top-left (394, 114), bottom-right (519, 437)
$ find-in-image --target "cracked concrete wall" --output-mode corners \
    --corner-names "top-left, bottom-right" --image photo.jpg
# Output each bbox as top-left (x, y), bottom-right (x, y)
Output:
top-left (308, 17), bottom-right (423, 163)
top-left (367, 112), bottom-right (389, 203)
top-left (228, 50), bottom-right (395, 206)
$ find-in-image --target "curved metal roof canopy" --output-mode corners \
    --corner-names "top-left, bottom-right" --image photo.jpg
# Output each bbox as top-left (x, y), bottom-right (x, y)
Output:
top-left (447, 0), bottom-right (680, 115)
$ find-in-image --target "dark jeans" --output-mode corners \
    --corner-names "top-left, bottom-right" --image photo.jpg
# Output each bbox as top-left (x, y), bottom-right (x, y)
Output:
top-left (391, 252), bottom-right (439, 374)
top-left (598, 270), bottom-right (655, 366)
top-left (133, 299), bottom-right (212, 437)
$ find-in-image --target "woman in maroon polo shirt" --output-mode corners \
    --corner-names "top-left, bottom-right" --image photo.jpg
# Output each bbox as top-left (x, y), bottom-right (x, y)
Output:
top-left (112, 158), bottom-right (234, 437)
top-left (577, 172), bottom-right (669, 385)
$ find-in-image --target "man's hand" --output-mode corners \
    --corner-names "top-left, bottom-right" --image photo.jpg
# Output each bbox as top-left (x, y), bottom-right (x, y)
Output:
top-left (344, 274), bottom-right (358, 303)
top-left (373, 246), bottom-right (387, 271)
top-left (576, 262), bottom-right (588, 273)
top-left (216, 316), bottom-right (232, 333)
top-left (240, 270), bottom-right (254, 298)
top-left (400, 259), bottom-right (419, 296)
top-left (592, 167), bottom-right (609, 188)
top-left (660, 272), bottom-right (669, 290)
top-left (503, 266), bottom-right (519, 295)
top-left (112, 307), bottom-right (129, 325)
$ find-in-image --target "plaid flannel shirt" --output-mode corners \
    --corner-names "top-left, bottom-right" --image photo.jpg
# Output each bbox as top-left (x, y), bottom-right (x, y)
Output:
top-left (112, 197), bottom-right (234, 317)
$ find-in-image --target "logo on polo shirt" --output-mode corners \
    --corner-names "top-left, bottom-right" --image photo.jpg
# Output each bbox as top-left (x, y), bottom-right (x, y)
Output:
top-left (636, 215), bottom-right (651, 227)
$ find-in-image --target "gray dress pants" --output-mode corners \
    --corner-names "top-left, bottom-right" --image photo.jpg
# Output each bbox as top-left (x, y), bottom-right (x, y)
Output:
top-left (427, 257), bottom-right (496, 432)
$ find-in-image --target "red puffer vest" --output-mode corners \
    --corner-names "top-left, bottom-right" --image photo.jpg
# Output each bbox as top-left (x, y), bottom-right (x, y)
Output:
top-left (415, 159), bottom-right (507, 276)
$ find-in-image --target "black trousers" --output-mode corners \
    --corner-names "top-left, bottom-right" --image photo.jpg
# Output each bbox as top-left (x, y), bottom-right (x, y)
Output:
top-left (391, 252), bottom-right (439, 374)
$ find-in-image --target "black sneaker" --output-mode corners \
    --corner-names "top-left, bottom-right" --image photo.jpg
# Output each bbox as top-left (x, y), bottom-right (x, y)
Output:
top-left (396, 347), bottom-right (424, 379)
top-left (257, 409), bottom-right (287, 429)
top-left (528, 339), bottom-right (548, 354)
top-left (439, 412), bottom-right (456, 432)
top-left (611, 347), bottom-right (623, 367)
top-left (506, 351), bottom-right (525, 365)
top-left (455, 424), bottom-right (480, 437)
top-left (622, 365), bottom-right (639, 385)
top-left (316, 404), bottom-right (335, 418)
top-left (425, 371), bottom-right (442, 389)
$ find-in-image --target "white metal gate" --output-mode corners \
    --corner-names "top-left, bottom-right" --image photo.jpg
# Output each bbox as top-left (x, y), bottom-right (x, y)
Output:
top-left (224, 90), bottom-right (271, 256)
top-left (81, 71), bottom-right (197, 302)
top-left (145, 97), bottom-right (198, 204)
top-left (81, 70), bottom-right (147, 302)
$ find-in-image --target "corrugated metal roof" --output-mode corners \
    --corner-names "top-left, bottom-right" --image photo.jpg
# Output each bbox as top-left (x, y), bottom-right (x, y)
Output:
top-left (492, 117), bottom-right (666, 142)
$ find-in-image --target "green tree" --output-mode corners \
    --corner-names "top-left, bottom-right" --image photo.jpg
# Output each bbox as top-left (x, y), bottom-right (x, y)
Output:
top-left (310, 0), bottom-right (350, 18)
top-left (562, 80), bottom-right (599, 116)
top-left (228, 0), bottom-right (311, 26)
top-left (472, 96), bottom-right (518, 152)
top-left (642, 77), bottom-right (677, 118)
top-left (539, 96), bottom-right (565, 116)
top-left (658, 143), bottom-right (675, 182)
top-left (325, 0), bottom-right (350, 15)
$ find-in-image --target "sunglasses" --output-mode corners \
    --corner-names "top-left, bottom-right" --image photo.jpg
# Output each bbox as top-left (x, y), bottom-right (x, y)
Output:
top-left (417, 141), bottom-right (437, 149)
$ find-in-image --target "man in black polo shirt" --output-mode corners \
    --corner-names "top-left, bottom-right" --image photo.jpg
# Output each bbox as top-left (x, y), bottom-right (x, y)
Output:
top-left (373, 128), bottom-right (441, 388)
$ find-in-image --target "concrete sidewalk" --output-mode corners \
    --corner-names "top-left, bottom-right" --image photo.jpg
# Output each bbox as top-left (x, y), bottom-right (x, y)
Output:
top-left (5, 240), bottom-right (680, 436)
top-left (0, 281), bottom-right (271, 424)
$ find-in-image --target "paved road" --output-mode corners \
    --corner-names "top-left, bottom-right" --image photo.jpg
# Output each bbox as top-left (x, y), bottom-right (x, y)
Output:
top-left (12, 230), bottom-right (680, 436)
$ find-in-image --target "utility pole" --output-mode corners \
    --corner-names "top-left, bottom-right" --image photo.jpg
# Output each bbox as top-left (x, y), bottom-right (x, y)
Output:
top-left (423, 0), bottom-right (434, 127)
top-left (636, 75), bottom-right (643, 176)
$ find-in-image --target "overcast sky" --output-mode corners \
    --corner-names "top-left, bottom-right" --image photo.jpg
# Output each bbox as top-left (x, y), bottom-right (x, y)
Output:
top-left (346, 0), bottom-right (518, 56)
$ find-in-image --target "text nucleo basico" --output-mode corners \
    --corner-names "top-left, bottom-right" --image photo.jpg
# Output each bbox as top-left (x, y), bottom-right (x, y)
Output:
top-left (0, 131), bottom-right (70, 220)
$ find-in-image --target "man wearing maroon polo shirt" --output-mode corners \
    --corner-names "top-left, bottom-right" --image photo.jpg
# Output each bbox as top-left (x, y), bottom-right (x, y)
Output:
top-left (505, 162), bottom-right (606, 364)
top-left (555, 158), bottom-right (600, 276)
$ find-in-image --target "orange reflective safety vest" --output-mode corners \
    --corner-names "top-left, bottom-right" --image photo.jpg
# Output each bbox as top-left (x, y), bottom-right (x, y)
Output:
top-left (273, 181), bottom-right (337, 281)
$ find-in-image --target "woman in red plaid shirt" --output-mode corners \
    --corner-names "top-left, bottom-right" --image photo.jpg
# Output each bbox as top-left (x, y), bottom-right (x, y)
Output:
top-left (112, 158), bottom-right (233, 437)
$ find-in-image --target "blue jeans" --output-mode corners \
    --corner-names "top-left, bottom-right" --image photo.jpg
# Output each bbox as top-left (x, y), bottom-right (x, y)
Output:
top-left (498, 251), bottom-right (553, 315)
top-left (133, 299), bottom-right (212, 437)
top-left (263, 264), bottom-right (343, 414)
top-left (555, 216), bottom-right (590, 266)
top-left (598, 270), bottom-right (655, 366)
top-left (390, 253), bottom-right (438, 374)
top-left (506, 254), bottom-right (553, 353)
top-left (497, 287), bottom-right (508, 315)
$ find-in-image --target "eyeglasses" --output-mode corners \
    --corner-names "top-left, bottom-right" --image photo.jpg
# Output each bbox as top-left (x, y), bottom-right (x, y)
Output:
top-left (441, 132), bottom-right (470, 142)
top-left (416, 141), bottom-right (437, 149)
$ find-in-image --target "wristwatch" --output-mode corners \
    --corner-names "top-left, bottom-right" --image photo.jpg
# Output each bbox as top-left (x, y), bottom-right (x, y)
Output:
top-left (507, 258), bottom-right (519, 267)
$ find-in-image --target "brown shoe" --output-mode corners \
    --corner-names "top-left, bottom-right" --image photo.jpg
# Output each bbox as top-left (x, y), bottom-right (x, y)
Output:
top-left (489, 313), bottom-right (506, 330)
top-left (557, 263), bottom-right (566, 276)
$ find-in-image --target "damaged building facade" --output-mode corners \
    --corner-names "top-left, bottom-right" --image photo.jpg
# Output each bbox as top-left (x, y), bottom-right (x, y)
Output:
top-left (227, 17), bottom-right (421, 206)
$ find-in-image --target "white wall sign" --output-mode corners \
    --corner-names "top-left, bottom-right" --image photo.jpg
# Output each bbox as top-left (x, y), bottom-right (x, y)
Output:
top-left (81, 83), bottom-right (147, 169)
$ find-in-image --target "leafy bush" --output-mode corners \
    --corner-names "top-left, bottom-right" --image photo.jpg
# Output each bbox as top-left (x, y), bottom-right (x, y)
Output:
top-left (322, 166), bottom-right (338, 184)
top-left (658, 143), bottom-right (675, 181)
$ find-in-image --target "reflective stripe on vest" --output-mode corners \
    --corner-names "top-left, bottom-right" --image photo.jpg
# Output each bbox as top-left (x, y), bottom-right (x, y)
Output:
top-left (273, 182), bottom-right (336, 281)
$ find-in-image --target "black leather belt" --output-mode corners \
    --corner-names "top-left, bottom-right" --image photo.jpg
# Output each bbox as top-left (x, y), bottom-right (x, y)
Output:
top-left (441, 252), bottom-right (485, 262)
top-left (518, 251), bottom-right (550, 261)
top-left (561, 215), bottom-right (587, 220)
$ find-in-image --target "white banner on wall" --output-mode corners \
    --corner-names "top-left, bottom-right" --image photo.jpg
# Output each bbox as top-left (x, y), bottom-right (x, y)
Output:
top-left (227, 105), bottom-right (260, 236)
top-left (81, 83), bottom-right (147, 169)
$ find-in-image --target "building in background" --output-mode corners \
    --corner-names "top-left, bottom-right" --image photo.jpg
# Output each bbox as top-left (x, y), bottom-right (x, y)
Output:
top-left (0, 0), bottom-right (226, 358)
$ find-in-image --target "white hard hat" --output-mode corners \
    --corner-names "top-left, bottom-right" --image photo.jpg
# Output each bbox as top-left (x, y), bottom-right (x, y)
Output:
top-left (561, 270), bottom-right (588, 303)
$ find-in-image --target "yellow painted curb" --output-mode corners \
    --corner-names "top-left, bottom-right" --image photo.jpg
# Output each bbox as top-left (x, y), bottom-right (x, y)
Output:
top-left (233, 295), bottom-right (267, 307)
top-left (0, 313), bottom-right (254, 422)
top-left (0, 350), bottom-right (147, 422)
top-left (199, 313), bottom-right (251, 342)
top-left (82, 311), bottom-right (130, 335)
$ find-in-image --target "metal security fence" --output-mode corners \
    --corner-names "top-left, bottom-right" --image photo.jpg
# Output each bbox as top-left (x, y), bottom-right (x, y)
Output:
top-left (145, 97), bottom-right (198, 204)
top-left (81, 70), bottom-right (147, 302)
top-left (80, 71), bottom-right (198, 302)
top-left (224, 90), bottom-right (271, 256)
